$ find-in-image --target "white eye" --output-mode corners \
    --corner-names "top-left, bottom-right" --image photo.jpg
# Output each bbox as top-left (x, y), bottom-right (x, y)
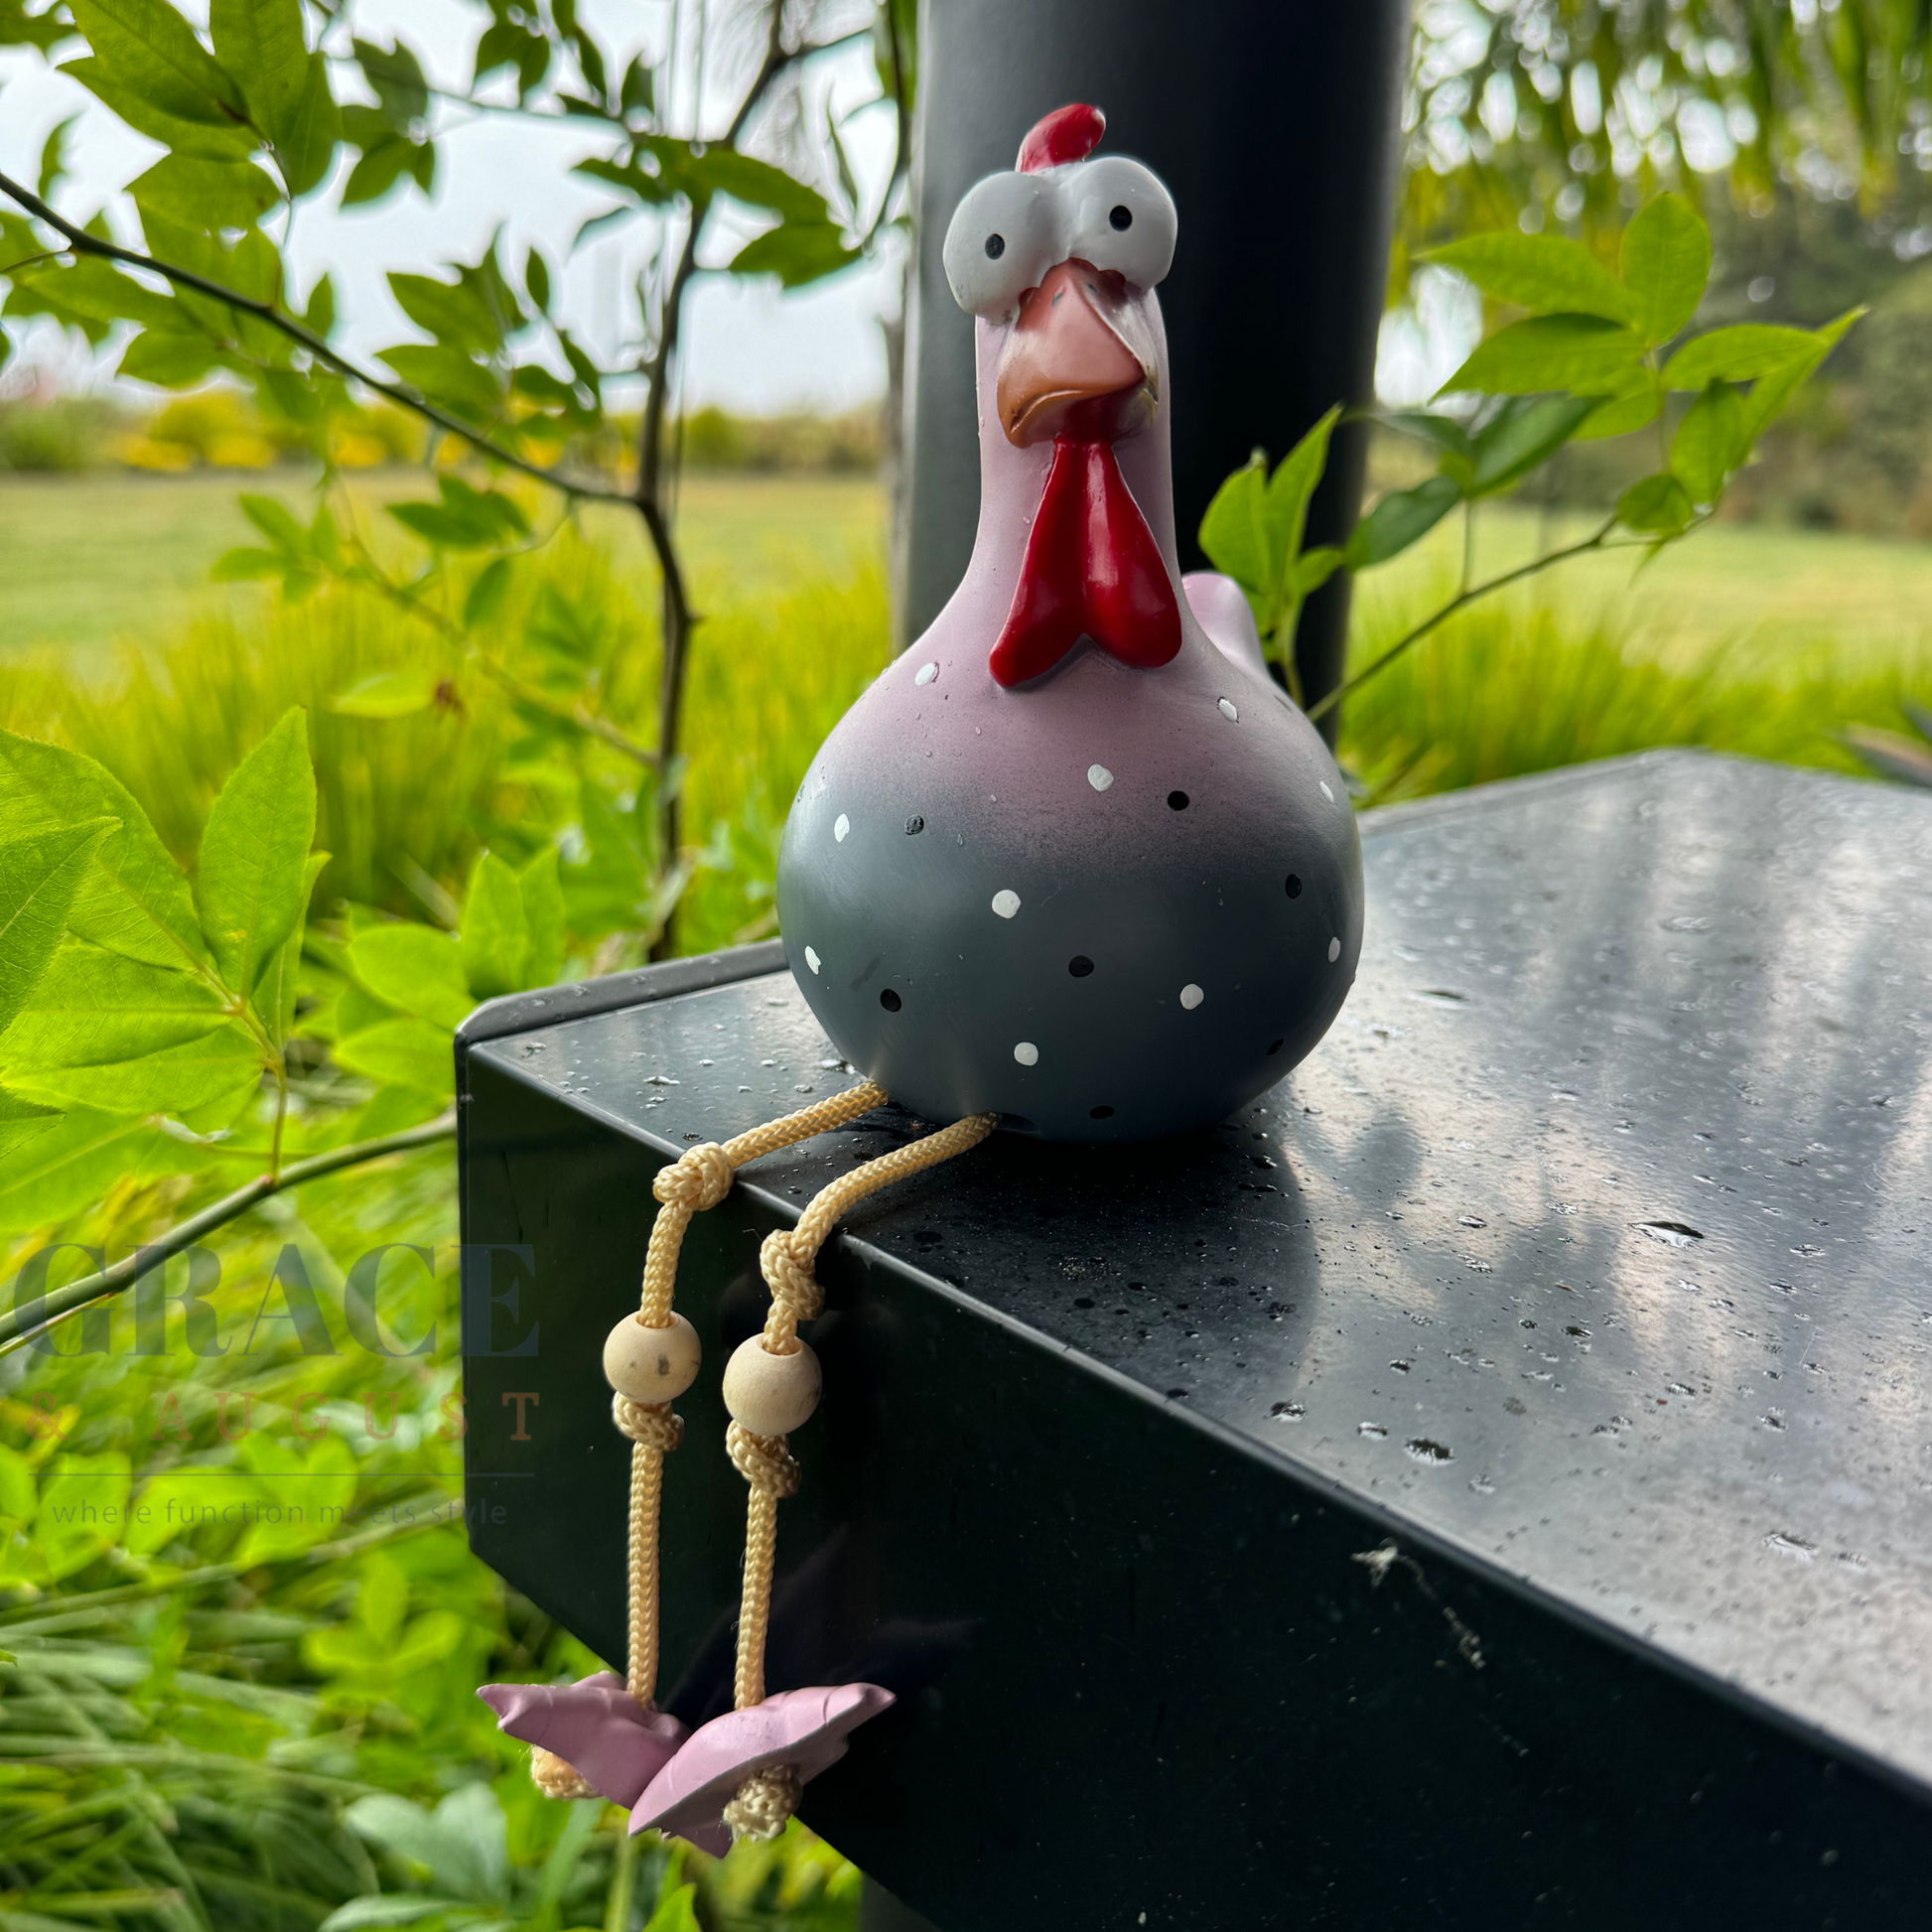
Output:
top-left (943, 172), bottom-right (1057, 318)
top-left (1061, 156), bottom-right (1176, 291)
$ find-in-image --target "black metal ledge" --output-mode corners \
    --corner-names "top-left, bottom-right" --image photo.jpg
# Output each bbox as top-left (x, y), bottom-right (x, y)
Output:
top-left (459, 753), bottom-right (1932, 1929)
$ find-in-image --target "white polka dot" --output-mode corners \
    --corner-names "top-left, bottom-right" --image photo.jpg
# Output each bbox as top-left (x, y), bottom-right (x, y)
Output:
top-left (1087, 763), bottom-right (1114, 791)
top-left (834, 813), bottom-right (850, 842)
top-left (1013, 1040), bottom-right (1038, 1066)
top-left (1179, 983), bottom-right (1204, 1010)
top-left (1327, 937), bottom-right (1341, 962)
top-left (1218, 697), bottom-right (1238, 721)
top-left (991, 889), bottom-right (1022, 919)
top-left (804, 945), bottom-right (821, 974)
top-left (914, 660), bottom-right (938, 686)
top-left (1319, 781), bottom-right (1335, 803)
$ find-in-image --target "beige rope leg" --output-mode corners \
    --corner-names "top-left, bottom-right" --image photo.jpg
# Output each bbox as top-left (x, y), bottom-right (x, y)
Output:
top-left (530, 1078), bottom-right (888, 1799)
top-left (719, 1109), bottom-right (999, 1840)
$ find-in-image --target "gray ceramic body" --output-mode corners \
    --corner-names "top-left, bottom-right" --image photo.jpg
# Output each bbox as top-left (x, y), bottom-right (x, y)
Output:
top-left (776, 301), bottom-right (1363, 1142)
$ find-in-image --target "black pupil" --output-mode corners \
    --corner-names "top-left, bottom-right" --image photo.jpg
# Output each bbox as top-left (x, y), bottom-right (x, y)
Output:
top-left (985, 232), bottom-right (1005, 259)
top-left (1109, 204), bottom-right (1132, 230)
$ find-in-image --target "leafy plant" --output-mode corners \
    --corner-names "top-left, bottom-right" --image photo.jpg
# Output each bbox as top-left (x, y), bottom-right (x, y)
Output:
top-left (1201, 192), bottom-right (1859, 724)
top-left (0, 0), bottom-right (912, 956)
top-left (0, 703), bottom-right (601, 1350)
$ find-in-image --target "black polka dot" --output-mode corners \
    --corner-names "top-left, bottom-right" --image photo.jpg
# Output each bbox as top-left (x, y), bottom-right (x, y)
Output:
top-left (905, 814), bottom-right (924, 835)
top-left (1109, 204), bottom-right (1133, 230)
top-left (984, 232), bottom-right (1005, 259)
top-left (1267, 1037), bottom-right (1284, 1054)
top-left (1089, 1104), bottom-right (1115, 1119)
top-left (1285, 874), bottom-right (1303, 897)
top-left (1068, 955), bottom-right (1095, 978)
top-left (1167, 790), bottom-right (1189, 811)
top-left (879, 988), bottom-right (901, 1012)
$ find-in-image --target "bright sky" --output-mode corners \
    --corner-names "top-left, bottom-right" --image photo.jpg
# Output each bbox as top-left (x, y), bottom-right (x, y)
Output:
top-left (0, 0), bottom-right (902, 412)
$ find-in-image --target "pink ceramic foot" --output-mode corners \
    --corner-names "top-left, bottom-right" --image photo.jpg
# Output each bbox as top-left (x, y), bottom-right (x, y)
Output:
top-left (629, 1683), bottom-right (895, 1847)
top-left (478, 1672), bottom-right (688, 1807)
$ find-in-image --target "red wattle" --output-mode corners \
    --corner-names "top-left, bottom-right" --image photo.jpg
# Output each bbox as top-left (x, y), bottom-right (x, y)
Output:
top-left (988, 439), bottom-right (1182, 689)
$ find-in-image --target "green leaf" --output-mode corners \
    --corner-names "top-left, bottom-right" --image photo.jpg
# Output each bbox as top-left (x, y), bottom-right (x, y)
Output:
top-left (520, 851), bottom-right (564, 988)
top-left (1441, 315), bottom-right (1646, 397)
top-left (37, 113), bottom-right (78, 201)
top-left (1425, 230), bottom-right (1632, 324)
top-left (1670, 379), bottom-right (1744, 506)
top-left (0, 1108), bottom-right (174, 1235)
top-left (341, 133), bottom-right (424, 208)
top-left (120, 328), bottom-right (226, 388)
top-left (523, 247), bottom-right (551, 315)
top-left (330, 670), bottom-right (440, 719)
top-left (194, 707), bottom-right (316, 1000)
top-left (1344, 475), bottom-right (1461, 568)
top-left (1614, 473), bottom-right (1696, 535)
top-left (642, 1880), bottom-right (702, 1932)
top-left (1296, 544), bottom-right (1343, 596)
top-left (572, 155), bottom-right (677, 209)
top-left (1660, 324), bottom-right (1818, 390)
top-left (389, 477), bottom-right (529, 552)
top-left (729, 219), bottom-right (860, 289)
top-left (59, 54), bottom-right (256, 158)
top-left (1575, 381), bottom-right (1663, 441)
top-left (1, 941), bottom-right (230, 1068)
top-left (239, 491), bottom-right (309, 555)
top-left (0, 730), bottom-right (209, 972)
top-left (129, 153), bottom-right (283, 231)
top-left (69, 0), bottom-right (248, 128)
top-left (1738, 307), bottom-right (1863, 440)
top-left (273, 54), bottom-right (342, 198)
top-left (1467, 394), bottom-right (1598, 496)
top-left (644, 137), bottom-right (828, 221)
top-left (263, 849), bottom-right (325, 1044)
top-left (349, 922), bottom-right (472, 1030)
top-left (0, 820), bottom-right (115, 1036)
top-left (319, 1896), bottom-right (477, 1930)
top-left (1196, 406), bottom-right (1339, 633)
top-left (332, 1016), bottom-right (454, 1098)
top-left (208, 0), bottom-right (308, 138)
top-left (1618, 193), bottom-right (1710, 345)
top-left (463, 556), bottom-right (512, 629)
top-left (352, 36), bottom-right (429, 132)
top-left (210, 545), bottom-right (288, 582)
top-left (0, 1091), bottom-right (62, 1163)
top-left (5, 1018), bottom-right (263, 1119)
top-left (376, 344), bottom-right (504, 420)
top-left (460, 852), bottom-right (528, 1000)
top-left (389, 269), bottom-right (501, 357)
top-left (343, 1787), bottom-right (502, 1904)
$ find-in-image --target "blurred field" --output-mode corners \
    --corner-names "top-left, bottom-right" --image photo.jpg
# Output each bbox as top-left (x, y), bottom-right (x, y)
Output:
top-left (3, 468), bottom-right (1928, 953)
top-left (0, 469), bottom-right (887, 659)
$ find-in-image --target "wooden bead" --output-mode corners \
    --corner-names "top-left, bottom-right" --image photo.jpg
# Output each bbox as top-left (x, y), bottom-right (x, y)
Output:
top-left (604, 1311), bottom-right (701, 1403)
top-left (722, 1336), bottom-right (821, 1438)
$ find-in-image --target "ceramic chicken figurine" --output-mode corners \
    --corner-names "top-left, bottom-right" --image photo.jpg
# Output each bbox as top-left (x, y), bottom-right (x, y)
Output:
top-left (776, 103), bottom-right (1363, 1142)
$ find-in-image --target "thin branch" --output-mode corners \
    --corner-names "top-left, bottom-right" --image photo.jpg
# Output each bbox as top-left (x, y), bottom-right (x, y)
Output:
top-left (0, 1113), bottom-right (456, 1355)
top-left (0, 170), bottom-right (631, 509)
top-left (1308, 515), bottom-right (1622, 725)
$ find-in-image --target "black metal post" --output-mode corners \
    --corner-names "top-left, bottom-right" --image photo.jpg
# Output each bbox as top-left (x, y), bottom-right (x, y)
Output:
top-left (899, 0), bottom-right (1411, 736)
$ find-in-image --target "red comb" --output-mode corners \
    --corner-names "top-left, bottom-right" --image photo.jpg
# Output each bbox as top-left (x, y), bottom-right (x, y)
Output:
top-left (1017, 103), bottom-right (1105, 173)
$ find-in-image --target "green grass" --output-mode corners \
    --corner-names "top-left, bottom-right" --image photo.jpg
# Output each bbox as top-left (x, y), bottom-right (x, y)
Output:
top-left (0, 470), bottom-right (885, 662)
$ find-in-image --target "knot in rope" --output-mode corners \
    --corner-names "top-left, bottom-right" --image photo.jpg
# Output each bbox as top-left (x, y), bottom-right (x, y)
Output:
top-left (529, 1745), bottom-right (597, 1800)
top-left (727, 1419), bottom-right (800, 1498)
top-left (653, 1141), bottom-right (735, 1212)
top-left (612, 1394), bottom-right (684, 1451)
top-left (723, 1762), bottom-right (801, 1842)
top-left (759, 1227), bottom-right (823, 1322)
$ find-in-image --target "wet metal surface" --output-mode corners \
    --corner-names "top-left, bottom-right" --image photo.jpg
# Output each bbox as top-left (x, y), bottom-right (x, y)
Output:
top-left (463, 751), bottom-right (1932, 1921)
